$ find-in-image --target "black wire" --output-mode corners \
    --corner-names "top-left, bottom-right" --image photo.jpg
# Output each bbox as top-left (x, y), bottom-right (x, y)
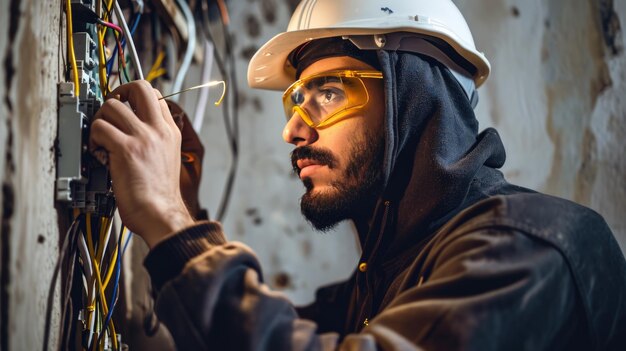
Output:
top-left (42, 216), bottom-right (80, 351)
top-left (200, 1), bottom-right (232, 139)
top-left (58, 223), bottom-right (79, 348)
top-left (62, 296), bottom-right (74, 350)
top-left (95, 222), bottom-right (124, 348)
top-left (201, 0), bottom-right (239, 221)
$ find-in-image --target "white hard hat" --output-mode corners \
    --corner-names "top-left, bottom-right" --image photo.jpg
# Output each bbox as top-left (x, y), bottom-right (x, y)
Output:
top-left (247, 0), bottom-right (491, 92)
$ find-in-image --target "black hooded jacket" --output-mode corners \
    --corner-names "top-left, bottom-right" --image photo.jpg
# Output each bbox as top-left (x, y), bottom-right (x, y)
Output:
top-left (144, 51), bottom-right (626, 350)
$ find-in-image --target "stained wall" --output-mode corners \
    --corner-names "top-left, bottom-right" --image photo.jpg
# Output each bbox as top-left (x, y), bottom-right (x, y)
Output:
top-left (0, 0), bottom-right (624, 350)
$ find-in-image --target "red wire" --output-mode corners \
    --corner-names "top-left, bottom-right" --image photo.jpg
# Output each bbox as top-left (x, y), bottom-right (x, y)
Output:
top-left (216, 0), bottom-right (230, 26)
top-left (98, 19), bottom-right (123, 34)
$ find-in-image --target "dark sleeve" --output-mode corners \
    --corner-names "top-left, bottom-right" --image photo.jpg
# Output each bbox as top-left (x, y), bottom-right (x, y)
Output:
top-left (145, 222), bottom-right (581, 350)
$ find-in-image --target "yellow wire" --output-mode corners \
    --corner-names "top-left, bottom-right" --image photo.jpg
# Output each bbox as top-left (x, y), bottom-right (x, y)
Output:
top-left (103, 226), bottom-right (126, 289)
top-left (86, 213), bottom-right (118, 350)
top-left (148, 51), bottom-right (165, 76)
top-left (66, 0), bottom-right (80, 97)
top-left (85, 214), bottom-right (96, 344)
top-left (146, 52), bottom-right (166, 82)
top-left (146, 68), bottom-right (167, 83)
top-left (97, 30), bottom-right (110, 95)
top-left (96, 217), bottom-right (107, 263)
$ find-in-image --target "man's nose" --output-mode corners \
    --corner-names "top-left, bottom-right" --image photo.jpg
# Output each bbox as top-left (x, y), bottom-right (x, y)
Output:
top-left (282, 110), bottom-right (318, 146)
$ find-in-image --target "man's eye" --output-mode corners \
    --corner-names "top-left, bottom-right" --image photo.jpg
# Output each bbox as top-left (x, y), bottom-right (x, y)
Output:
top-left (317, 88), bottom-right (344, 105)
top-left (322, 91), bottom-right (336, 103)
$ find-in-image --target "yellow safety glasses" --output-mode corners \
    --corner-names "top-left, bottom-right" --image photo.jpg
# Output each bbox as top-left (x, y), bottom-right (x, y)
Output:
top-left (282, 70), bottom-right (383, 129)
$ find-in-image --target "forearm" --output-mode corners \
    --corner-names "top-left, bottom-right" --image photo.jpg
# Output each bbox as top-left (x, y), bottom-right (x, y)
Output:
top-left (144, 223), bottom-right (320, 350)
top-left (144, 224), bottom-right (579, 351)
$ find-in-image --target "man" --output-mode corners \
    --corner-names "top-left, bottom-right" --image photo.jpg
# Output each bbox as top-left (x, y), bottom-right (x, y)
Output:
top-left (90, 0), bottom-right (626, 349)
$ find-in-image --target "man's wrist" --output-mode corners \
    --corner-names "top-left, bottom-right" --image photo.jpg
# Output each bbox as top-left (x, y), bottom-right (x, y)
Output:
top-left (139, 204), bottom-right (196, 249)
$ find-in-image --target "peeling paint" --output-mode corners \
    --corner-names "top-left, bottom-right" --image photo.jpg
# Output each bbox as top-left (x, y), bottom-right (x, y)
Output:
top-left (598, 0), bottom-right (623, 56)
top-left (272, 271), bottom-right (292, 289)
top-left (511, 6), bottom-right (520, 18)
top-left (240, 45), bottom-right (259, 60)
top-left (261, 0), bottom-right (278, 24)
top-left (574, 127), bottom-right (598, 204)
top-left (245, 14), bottom-right (261, 38)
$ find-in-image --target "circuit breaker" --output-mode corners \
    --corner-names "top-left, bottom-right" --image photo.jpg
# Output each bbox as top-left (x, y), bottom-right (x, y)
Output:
top-left (56, 0), bottom-right (108, 211)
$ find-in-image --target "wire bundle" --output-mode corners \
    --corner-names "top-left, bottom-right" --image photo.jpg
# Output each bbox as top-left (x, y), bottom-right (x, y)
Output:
top-left (94, 0), bottom-right (144, 93)
top-left (59, 0), bottom-right (241, 348)
top-left (72, 204), bottom-right (131, 350)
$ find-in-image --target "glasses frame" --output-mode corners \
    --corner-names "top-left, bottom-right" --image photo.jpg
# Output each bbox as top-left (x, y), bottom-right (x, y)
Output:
top-left (282, 69), bottom-right (383, 129)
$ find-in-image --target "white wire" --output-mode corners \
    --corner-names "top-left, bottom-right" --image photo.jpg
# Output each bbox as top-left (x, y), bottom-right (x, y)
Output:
top-left (88, 300), bottom-right (96, 348)
top-left (99, 218), bottom-right (115, 268)
top-left (193, 40), bottom-right (214, 132)
top-left (171, 0), bottom-right (196, 100)
top-left (78, 233), bottom-right (97, 348)
top-left (78, 233), bottom-right (93, 283)
top-left (114, 1), bottom-right (144, 80)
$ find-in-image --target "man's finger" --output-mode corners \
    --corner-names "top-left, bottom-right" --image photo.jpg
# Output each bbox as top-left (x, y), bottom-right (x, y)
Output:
top-left (108, 80), bottom-right (162, 125)
top-left (94, 98), bottom-right (143, 135)
top-left (155, 89), bottom-right (178, 130)
top-left (89, 118), bottom-right (129, 153)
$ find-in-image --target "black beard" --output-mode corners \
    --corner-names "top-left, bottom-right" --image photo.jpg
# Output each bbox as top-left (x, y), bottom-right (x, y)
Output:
top-left (290, 132), bottom-right (385, 232)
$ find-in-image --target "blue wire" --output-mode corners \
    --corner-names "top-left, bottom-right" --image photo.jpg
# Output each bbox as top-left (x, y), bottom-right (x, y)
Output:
top-left (106, 13), bottom-right (142, 80)
top-left (122, 231), bottom-right (133, 255)
top-left (99, 228), bottom-right (125, 346)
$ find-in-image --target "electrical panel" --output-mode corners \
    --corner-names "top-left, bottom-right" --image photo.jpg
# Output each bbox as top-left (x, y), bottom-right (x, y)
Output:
top-left (55, 1), bottom-right (121, 350)
top-left (57, 0), bottom-right (109, 212)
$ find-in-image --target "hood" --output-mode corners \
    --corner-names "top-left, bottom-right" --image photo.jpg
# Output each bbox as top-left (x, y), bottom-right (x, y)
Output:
top-left (360, 50), bottom-right (508, 256)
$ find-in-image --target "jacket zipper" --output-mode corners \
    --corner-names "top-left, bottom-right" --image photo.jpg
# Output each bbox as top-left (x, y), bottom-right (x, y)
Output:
top-left (357, 200), bottom-right (391, 330)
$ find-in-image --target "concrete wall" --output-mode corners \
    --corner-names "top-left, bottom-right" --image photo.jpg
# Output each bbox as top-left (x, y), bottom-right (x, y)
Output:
top-left (0, 0), bottom-right (64, 350)
top-left (457, 0), bottom-right (626, 251)
top-left (189, 0), bottom-right (626, 306)
top-left (0, 0), bottom-right (624, 350)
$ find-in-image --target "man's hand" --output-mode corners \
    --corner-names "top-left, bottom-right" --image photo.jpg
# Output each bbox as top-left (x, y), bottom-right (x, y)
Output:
top-left (89, 80), bottom-right (195, 248)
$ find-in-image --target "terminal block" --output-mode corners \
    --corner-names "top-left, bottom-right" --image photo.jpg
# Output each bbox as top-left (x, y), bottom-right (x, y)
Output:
top-left (56, 6), bottom-right (108, 210)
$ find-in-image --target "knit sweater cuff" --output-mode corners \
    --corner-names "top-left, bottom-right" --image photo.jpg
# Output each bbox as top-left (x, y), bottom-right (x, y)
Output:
top-left (144, 221), bottom-right (226, 291)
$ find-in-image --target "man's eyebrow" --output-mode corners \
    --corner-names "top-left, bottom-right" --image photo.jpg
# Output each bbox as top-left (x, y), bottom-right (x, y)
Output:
top-left (305, 76), bottom-right (341, 90)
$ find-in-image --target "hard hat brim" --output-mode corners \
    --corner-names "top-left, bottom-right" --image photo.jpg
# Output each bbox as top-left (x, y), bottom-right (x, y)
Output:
top-left (247, 21), bottom-right (491, 91)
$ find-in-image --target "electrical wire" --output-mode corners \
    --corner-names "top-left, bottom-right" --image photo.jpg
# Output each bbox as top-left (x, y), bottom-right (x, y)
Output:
top-left (200, 0), bottom-right (239, 221)
top-left (86, 213), bottom-right (119, 350)
top-left (58, 222), bottom-right (80, 349)
top-left (102, 245), bottom-right (119, 289)
top-left (216, 0), bottom-right (231, 26)
top-left (122, 231), bottom-right (133, 255)
top-left (98, 226), bottom-right (125, 347)
top-left (192, 40), bottom-right (214, 132)
top-left (97, 18), bottom-right (123, 34)
top-left (96, 216), bottom-right (113, 268)
top-left (158, 80), bottom-right (226, 104)
top-left (170, 0), bottom-right (196, 99)
top-left (216, 0), bottom-right (239, 221)
top-left (106, 13), bottom-right (141, 80)
top-left (97, 28), bottom-right (110, 95)
top-left (42, 217), bottom-right (80, 351)
top-left (100, 21), bottom-right (127, 88)
top-left (66, 0), bottom-right (80, 97)
top-left (114, 1), bottom-right (144, 80)
top-left (146, 51), bottom-right (166, 82)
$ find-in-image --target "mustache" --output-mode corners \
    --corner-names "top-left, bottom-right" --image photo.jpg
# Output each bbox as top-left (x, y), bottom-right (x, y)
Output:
top-left (291, 146), bottom-right (337, 176)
